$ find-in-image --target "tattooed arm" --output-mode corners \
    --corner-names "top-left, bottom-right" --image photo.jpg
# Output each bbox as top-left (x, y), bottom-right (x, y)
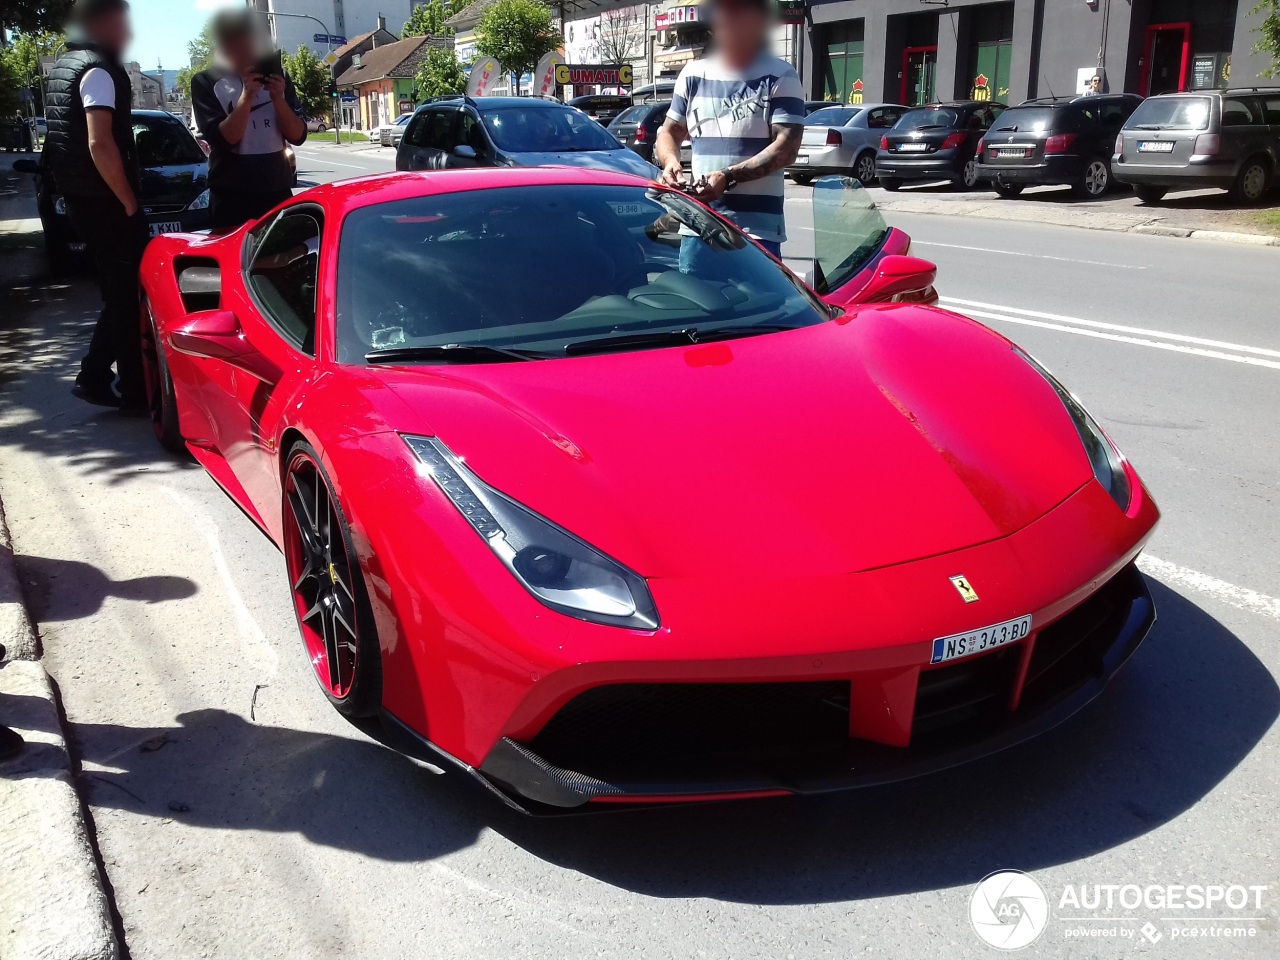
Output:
top-left (695, 123), bottom-right (802, 201)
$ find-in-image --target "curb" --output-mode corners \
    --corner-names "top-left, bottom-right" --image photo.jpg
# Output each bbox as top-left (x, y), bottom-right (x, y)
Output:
top-left (0, 466), bottom-right (120, 957)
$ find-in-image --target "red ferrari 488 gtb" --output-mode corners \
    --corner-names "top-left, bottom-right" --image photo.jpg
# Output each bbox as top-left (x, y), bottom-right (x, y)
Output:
top-left (139, 169), bottom-right (1158, 811)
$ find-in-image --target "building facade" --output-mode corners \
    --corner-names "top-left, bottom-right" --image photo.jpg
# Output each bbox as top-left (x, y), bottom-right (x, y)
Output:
top-left (249, 0), bottom-right (418, 58)
top-left (800, 0), bottom-right (1272, 108)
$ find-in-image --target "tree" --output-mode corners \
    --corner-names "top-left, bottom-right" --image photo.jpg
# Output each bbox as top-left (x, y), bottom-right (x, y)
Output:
top-left (595, 7), bottom-right (643, 67)
top-left (1253, 1), bottom-right (1280, 78)
top-left (283, 44), bottom-right (329, 119)
top-left (414, 44), bottom-right (466, 99)
top-left (0, 29), bottom-right (60, 113)
top-left (474, 0), bottom-right (557, 95)
top-left (403, 0), bottom-right (448, 38)
top-left (0, 0), bottom-right (71, 35)
top-left (175, 21), bottom-right (215, 102)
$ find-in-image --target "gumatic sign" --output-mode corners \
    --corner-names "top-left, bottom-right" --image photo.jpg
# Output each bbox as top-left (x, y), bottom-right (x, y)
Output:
top-left (554, 63), bottom-right (634, 87)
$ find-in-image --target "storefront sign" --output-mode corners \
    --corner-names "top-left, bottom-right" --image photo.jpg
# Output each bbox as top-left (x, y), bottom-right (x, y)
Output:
top-left (554, 63), bottom-right (634, 87)
top-left (849, 78), bottom-right (863, 105)
top-left (971, 72), bottom-right (991, 101)
top-left (654, 11), bottom-right (669, 30)
top-left (668, 4), bottom-right (707, 26)
top-left (778, 0), bottom-right (805, 26)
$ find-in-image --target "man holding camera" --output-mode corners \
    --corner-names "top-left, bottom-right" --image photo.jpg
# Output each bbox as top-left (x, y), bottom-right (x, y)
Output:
top-left (191, 9), bottom-right (306, 229)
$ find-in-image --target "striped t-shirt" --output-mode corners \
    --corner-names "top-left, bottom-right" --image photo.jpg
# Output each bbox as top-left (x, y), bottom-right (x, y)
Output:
top-left (667, 52), bottom-right (805, 243)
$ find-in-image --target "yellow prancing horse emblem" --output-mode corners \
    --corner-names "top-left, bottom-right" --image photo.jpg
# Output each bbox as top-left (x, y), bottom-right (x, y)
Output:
top-left (949, 575), bottom-right (979, 603)
top-left (328, 562), bottom-right (340, 585)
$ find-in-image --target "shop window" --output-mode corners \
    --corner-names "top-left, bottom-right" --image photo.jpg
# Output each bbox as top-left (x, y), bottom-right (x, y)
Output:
top-left (820, 22), bottom-right (865, 105)
top-left (966, 3), bottom-right (1014, 103)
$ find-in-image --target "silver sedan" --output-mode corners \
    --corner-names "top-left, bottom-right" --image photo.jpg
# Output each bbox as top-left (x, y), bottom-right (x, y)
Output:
top-left (788, 103), bottom-right (909, 186)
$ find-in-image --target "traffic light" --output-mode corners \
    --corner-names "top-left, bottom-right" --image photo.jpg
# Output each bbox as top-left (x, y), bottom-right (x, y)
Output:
top-left (329, 79), bottom-right (338, 99)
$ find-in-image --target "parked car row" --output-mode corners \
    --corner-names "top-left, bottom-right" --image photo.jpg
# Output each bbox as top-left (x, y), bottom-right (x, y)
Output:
top-left (774, 87), bottom-right (1280, 206)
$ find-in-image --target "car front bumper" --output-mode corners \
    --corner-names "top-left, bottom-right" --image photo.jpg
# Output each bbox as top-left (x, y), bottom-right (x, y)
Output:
top-left (381, 475), bottom-right (1159, 813)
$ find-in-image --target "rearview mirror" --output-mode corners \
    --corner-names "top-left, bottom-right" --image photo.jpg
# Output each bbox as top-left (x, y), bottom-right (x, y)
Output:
top-left (170, 310), bottom-right (280, 383)
top-left (453, 144), bottom-right (477, 159)
top-left (856, 255), bottom-right (938, 305)
top-left (13, 158), bottom-right (38, 175)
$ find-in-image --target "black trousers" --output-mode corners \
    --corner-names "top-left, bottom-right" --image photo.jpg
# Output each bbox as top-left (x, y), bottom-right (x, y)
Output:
top-left (63, 194), bottom-right (150, 404)
top-left (209, 188), bottom-right (293, 231)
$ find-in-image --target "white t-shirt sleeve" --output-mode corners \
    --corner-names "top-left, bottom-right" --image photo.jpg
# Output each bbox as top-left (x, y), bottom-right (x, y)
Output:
top-left (79, 68), bottom-right (116, 110)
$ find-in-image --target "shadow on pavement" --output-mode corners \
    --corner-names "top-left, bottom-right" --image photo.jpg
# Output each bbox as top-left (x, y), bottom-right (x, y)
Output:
top-left (75, 580), bottom-right (1276, 903)
top-left (15, 553), bottom-right (197, 623)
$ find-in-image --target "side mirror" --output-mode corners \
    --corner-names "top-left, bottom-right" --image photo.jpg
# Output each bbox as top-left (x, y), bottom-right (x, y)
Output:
top-left (453, 144), bottom-right (477, 159)
top-left (857, 255), bottom-right (938, 305)
top-left (170, 310), bottom-right (280, 383)
top-left (13, 158), bottom-right (38, 175)
top-left (197, 138), bottom-right (211, 157)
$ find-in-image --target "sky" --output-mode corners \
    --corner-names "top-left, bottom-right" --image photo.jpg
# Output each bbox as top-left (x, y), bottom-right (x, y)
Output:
top-left (126, 0), bottom-right (240, 70)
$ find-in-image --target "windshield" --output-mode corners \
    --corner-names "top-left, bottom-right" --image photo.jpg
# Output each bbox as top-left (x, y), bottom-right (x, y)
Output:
top-left (335, 184), bottom-right (830, 363)
top-left (1126, 96), bottom-right (1211, 131)
top-left (132, 116), bottom-right (206, 167)
top-left (611, 104), bottom-right (651, 126)
top-left (806, 107), bottom-right (857, 126)
top-left (481, 106), bottom-right (622, 153)
top-left (896, 107), bottom-right (960, 130)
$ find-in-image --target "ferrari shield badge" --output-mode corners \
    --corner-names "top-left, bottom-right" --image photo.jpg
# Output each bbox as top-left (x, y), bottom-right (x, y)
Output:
top-left (949, 575), bottom-right (979, 603)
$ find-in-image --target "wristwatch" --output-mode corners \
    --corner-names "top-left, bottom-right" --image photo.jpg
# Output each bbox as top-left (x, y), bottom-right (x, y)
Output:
top-left (722, 169), bottom-right (738, 191)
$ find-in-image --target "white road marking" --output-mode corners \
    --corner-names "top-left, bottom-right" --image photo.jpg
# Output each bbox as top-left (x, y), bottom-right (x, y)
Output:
top-left (293, 151), bottom-right (386, 171)
top-left (941, 298), bottom-right (1280, 370)
top-left (1139, 555), bottom-right (1280, 623)
top-left (916, 240), bottom-right (1146, 269)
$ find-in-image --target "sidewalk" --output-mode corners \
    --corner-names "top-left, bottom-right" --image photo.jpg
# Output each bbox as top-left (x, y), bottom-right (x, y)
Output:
top-left (0, 154), bottom-right (122, 960)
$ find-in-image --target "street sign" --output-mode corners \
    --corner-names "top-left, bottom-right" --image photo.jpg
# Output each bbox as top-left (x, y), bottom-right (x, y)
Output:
top-left (313, 33), bottom-right (348, 46)
top-left (340, 92), bottom-right (357, 102)
top-left (324, 52), bottom-right (339, 66)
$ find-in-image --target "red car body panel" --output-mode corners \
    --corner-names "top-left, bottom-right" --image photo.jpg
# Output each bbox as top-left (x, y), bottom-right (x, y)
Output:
top-left (141, 167), bottom-right (1159, 810)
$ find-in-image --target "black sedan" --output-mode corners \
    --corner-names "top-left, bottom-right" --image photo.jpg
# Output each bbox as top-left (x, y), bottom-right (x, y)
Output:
top-left (607, 100), bottom-right (669, 163)
top-left (15, 109), bottom-right (211, 272)
top-left (875, 100), bottom-right (1007, 191)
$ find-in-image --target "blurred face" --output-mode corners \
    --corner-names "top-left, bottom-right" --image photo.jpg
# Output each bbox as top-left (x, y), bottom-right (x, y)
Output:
top-left (219, 29), bottom-right (257, 73)
top-left (713, 3), bottom-right (769, 69)
top-left (88, 9), bottom-right (132, 58)
top-left (1090, 76), bottom-right (1102, 91)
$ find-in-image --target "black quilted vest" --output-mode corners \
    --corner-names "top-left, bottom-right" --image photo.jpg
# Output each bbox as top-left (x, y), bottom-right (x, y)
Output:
top-left (44, 42), bottom-right (138, 199)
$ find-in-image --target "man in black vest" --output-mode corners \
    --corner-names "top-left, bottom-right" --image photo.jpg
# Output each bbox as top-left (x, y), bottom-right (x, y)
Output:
top-left (44, 0), bottom-right (148, 411)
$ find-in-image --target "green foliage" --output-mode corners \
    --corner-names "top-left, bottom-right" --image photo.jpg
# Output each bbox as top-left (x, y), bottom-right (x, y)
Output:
top-left (474, 0), bottom-right (557, 94)
top-left (174, 21), bottom-right (216, 102)
top-left (0, 0), bottom-right (71, 34)
top-left (0, 29), bottom-right (60, 114)
top-left (414, 44), bottom-right (466, 99)
top-left (283, 44), bottom-right (329, 119)
top-left (403, 0), bottom-right (448, 38)
top-left (1252, 0), bottom-right (1280, 78)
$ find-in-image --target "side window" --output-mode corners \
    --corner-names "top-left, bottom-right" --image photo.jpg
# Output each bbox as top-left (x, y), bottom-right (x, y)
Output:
top-left (867, 109), bottom-right (897, 129)
top-left (1222, 98), bottom-right (1263, 126)
top-left (457, 112), bottom-right (489, 155)
top-left (1265, 97), bottom-right (1280, 126)
top-left (405, 109), bottom-right (454, 150)
top-left (1100, 103), bottom-right (1128, 129)
top-left (246, 209), bottom-right (323, 353)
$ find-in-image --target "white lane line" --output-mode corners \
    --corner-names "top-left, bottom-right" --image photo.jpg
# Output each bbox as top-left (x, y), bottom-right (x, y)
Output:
top-left (942, 297), bottom-right (1280, 360)
top-left (293, 152), bottom-right (387, 171)
top-left (1139, 555), bottom-right (1280, 623)
top-left (916, 240), bottom-right (1147, 269)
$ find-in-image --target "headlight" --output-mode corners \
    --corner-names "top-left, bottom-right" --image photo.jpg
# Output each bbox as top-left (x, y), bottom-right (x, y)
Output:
top-left (187, 189), bottom-right (210, 211)
top-left (54, 196), bottom-right (67, 216)
top-left (1016, 347), bottom-right (1131, 511)
top-left (403, 436), bottom-right (659, 629)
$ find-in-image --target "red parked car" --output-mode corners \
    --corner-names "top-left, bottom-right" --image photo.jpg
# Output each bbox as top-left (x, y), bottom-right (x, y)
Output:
top-left (139, 169), bottom-right (1158, 812)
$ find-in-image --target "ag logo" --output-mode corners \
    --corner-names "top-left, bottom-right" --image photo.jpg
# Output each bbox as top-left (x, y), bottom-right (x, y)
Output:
top-left (969, 870), bottom-right (1049, 950)
top-left (949, 574), bottom-right (979, 603)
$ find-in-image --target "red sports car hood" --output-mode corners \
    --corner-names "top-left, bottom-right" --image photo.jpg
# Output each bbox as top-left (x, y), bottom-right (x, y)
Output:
top-left (371, 305), bottom-right (1093, 579)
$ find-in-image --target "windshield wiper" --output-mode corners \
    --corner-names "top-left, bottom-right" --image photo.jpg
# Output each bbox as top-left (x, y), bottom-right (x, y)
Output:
top-left (365, 343), bottom-right (549, 364)
top-left (1132, 124), bottom-right (1165, 130)
top-left (564, 324), bottom-right (801, 356)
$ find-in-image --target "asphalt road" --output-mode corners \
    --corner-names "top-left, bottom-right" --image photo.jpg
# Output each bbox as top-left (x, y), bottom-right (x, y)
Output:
top-left (0, 143), bottom-right (1277, 959)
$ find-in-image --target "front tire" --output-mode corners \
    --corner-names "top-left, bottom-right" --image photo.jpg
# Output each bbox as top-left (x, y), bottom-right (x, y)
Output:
top-left (139, 295), bottom-right (184, 453)
top-left (283, 442), bottom-right (382, 718)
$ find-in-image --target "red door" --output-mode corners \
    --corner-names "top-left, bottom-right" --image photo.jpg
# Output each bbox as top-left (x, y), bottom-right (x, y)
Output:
top-left (1141, 22), bottom-right (1192, 97)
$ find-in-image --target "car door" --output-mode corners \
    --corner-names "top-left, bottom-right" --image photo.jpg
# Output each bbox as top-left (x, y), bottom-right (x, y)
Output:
top-left (400, 107), bottom-right (457, 171)
top-left (1096, 97), bottom-right (1133, 160)
top-left (1264, 96), bottom-right (1280, 164)
top-left (215, 204), bottom-right (327, 532)
top-left (448, 110), bottom-right (492, 168)
top-left (1221, 96), bottom-right (1268, 165)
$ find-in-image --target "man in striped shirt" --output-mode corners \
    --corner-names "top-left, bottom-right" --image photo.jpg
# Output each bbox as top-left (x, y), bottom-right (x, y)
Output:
top-left (655, 0), bottom-right (804, 262)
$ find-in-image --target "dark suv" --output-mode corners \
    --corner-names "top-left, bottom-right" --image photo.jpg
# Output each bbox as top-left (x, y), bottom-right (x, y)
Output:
top-left (607, 100), bottom-right (670, 163)
top-left (975, 94), bottom-right (1143, 199)
top-left (875, 100), bottom-right (1006, 191)
top-left (1113, 89), bottom-right (1280, 204)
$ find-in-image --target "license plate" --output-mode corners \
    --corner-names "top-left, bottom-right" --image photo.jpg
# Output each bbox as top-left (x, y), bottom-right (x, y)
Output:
top-left (930, 615), bottom-right (1032, 665)
top-left (1138, 140), bottom-right (1175, 153)
top-left (607, 202), bottom-right (645, 216)
top-left (792, 155), bottom-right (809, 164)
top-left (995, 147), bottom-right (1032, 158)
top-left (897, 142), bottom-right (929, 152)
top-left (149, 221), bottom-right (182, 237)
